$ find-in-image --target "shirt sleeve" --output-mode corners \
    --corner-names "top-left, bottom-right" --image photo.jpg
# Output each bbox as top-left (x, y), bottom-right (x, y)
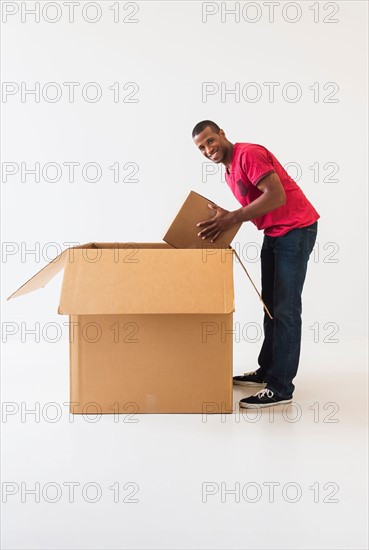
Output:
top-left (241, 145), bottom-right (275, 186)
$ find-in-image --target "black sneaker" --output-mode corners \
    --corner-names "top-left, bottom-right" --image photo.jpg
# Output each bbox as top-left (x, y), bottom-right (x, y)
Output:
top-left (233, 370), bottom-right (266, 386)
top-left (239, 388), bottom-right (292, 408)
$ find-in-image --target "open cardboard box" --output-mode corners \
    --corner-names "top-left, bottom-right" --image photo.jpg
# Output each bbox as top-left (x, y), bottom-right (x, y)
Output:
top-left (8, 191), bottom-right (264, 414)
top-left (8, 242), bottom-right (235, 414)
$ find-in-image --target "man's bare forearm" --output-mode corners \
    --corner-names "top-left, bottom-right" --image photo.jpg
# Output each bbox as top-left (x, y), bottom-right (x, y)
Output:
top-left (230, 191), bottom-right (286, 224)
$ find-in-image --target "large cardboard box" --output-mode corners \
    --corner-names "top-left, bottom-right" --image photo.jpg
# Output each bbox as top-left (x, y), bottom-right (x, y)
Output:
top-left (9, 242), bottom-right (235, 414)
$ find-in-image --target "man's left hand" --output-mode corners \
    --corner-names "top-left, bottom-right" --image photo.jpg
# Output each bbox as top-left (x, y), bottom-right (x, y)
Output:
top-left (197, 204), bottom-right (235, 242)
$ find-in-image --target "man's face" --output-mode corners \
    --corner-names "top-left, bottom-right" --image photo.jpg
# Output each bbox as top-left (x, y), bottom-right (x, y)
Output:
top-left (193, 126), bottom-right (227, 164)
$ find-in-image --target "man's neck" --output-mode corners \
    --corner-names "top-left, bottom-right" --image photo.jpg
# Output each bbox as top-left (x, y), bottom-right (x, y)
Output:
top-left (223, 142), bottom-right (235, 171)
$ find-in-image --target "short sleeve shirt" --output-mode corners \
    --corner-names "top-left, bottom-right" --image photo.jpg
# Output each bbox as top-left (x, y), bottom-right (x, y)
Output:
top-left (225, 143), bottom-right (320, 236)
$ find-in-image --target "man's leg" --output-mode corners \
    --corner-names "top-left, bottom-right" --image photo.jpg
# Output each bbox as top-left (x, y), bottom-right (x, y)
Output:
top-left (266, 222), bottom-right (318, 398)
top-left (257, 235), bottom-right (275, 381)
top-left (233, 235), bottom-right (274, 386)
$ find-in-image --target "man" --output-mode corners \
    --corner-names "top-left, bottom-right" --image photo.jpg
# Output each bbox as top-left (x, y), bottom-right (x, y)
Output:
top-left (192, 120), bottom-right (319, 409)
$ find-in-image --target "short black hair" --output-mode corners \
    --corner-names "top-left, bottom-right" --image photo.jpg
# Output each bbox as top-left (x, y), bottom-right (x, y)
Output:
top-left (192, 120), bottom-right (221, 138)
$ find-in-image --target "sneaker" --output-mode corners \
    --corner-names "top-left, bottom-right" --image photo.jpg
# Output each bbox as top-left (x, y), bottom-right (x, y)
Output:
top-left (233, 370), bottom-right (266, 386)
top-left (239, 388), bottom-right (292, 408)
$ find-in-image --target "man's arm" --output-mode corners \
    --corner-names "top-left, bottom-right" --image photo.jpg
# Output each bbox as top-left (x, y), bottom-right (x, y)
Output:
top-left (197, 172), bottom-right (286, 241)
top-left (231, 171), bottom-right (286, 224)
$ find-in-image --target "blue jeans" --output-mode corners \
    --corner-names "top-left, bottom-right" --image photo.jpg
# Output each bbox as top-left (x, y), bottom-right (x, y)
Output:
top-left (257, 222), bottom-right (318, 398)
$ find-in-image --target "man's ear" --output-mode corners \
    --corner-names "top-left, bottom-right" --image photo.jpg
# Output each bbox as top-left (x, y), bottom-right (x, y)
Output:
top-left (219, 129), bottom-right (225, 138)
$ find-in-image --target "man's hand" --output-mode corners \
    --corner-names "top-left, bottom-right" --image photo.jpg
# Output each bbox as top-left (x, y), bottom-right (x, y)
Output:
top-left (196, 204), bottom-right (236, 242)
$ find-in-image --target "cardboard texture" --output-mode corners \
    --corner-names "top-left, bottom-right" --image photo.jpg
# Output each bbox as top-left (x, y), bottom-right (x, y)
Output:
top-left (164, 191), bottom-right (272, 319)
top-left (163, 190), bottom-right (242, 249)
top-left (9, 242), bottom-right (234, 414)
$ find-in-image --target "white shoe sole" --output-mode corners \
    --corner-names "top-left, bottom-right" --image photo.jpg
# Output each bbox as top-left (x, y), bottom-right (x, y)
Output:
top-left (239, 398), bottom-right (293, 409)
top-left (233, 380), bottom-right (267, 386)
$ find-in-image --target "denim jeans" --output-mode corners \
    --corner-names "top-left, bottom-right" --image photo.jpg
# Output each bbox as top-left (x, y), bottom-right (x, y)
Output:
top-left (257, 221), bottom-right (318, 398)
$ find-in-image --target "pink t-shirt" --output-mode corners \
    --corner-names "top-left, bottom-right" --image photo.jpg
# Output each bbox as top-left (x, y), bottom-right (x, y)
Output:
top-left (225, 143), bottom-right (320, 237)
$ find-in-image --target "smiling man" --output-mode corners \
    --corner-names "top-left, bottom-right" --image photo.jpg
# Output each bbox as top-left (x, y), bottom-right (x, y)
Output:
top-left (192, 120), bottom-right (320, 409)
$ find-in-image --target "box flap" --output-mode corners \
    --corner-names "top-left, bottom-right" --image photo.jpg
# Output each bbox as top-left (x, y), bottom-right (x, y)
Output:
top-left (59, 247), bottom-right (235, 314)
top-left (163, 190), bottom-right (242, 249)
top-left (7, 243), bottom-right (96, 300)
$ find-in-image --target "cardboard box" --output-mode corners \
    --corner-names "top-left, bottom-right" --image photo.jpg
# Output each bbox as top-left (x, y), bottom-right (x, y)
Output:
top-left (163, 190), bottom-right (242, 249)
top-left (9, 242), bottom-right (235, 414)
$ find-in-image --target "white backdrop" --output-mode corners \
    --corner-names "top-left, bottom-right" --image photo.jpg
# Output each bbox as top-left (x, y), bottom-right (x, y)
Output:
top-left (2, 1), bottom-right (367, 346)
top-left (1, 3), bottom-right (368, 550)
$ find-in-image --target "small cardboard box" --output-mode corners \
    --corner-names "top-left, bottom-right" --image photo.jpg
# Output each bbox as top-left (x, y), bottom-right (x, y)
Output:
top-left (163, 190), bottom-right (242, 249)
top-left (9, 242), bottom-right (235, 414)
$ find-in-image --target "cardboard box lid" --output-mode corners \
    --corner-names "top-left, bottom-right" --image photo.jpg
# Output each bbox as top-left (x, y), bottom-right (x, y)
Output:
top-left (7, 243), bottom-right (97, 300)
top-left (8, 243), bottom-right (235, 315)
top-left (163, 190), bottom-right (242, 249)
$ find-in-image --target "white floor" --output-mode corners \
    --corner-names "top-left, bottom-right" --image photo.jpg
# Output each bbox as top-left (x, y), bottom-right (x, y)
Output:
top-left (1, 340), bottom-right (368, 550)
